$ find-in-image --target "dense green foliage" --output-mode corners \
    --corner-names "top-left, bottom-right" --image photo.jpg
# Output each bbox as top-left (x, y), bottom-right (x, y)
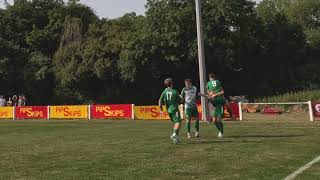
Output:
top-left (260, 89), bottom-right (320, 102)
top-left (0, 0), bottom-right (319, 105)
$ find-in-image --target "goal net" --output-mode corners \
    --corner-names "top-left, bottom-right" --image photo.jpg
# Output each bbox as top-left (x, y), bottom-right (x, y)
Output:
top-left (238, 101), bottom-right (314, 122)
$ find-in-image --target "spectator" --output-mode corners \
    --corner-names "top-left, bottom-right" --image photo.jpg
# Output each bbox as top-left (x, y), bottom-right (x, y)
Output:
top-left (21, 94), bottom-right (26, 106)
top-left (12, 95), bottom-right (18, 106)
top-left (18, 95), bottom-right (23, 107)
top-left (7, 97), bottom-right (12, 106)
top-left (0, 95), bottom-right (6, 107)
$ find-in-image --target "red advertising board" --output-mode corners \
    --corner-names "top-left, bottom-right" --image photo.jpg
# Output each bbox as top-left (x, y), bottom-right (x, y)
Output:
top-left (312, 101), bottom-right (320, 118)
top-left (16, 106), bottom-right (48, 119)
top-left (197, 102), bottom-right (240, 120)
top-left (91, 104), bottom-right (133, 119)
top-left (230, 102), bottom-right (240, 118)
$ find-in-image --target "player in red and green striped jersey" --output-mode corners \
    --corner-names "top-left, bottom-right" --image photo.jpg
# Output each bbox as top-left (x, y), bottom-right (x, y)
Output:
top-left (207, 73), bottom-right (226, 138)
top-left (159, 78), bottom-right (182, 144)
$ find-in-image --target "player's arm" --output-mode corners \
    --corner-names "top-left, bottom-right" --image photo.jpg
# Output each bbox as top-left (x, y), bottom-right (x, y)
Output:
top-left (211, 89), bottom-right (224, 98)
top-left (195, 87), bottom-right (202, 100)
top-left (178, 92), bottom-right (183, 104)
top-left (197, 87), bottom-right (204, 97)
top-left (217, 89), bottom-right (224, 96)
top-left (180, 88), bottom-right (185, 103)
top-left (206, 82), bottom-right (213, 97)
top-left (195, 87), bottom-right (198, 99)
top-left (214, 80), bottom-right (224, 97)
top-left (198, 92), bottom-right (210, 99)
top-left (196, 85), bottom-right (209, 98)
top-left (158, 92), bottom-right (164, 112)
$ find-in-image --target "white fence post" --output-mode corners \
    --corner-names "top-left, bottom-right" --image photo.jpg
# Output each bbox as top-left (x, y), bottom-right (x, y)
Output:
top-left (131, 104), bottom-right (135, 120)
top-left (238, 102), bottom-right (243, 121)
top-left (88, 105), bottom-right (91, 120)
top-left (308, 101), bottom-right (314, 122)
top-left (47, 105), bottom-right (50, 119)
top-left (12, 106), bottom-right (15, 120)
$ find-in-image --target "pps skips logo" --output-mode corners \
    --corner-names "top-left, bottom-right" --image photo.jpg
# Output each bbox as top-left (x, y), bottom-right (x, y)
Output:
top-left (19, 107), bottom-right (45, 118)
top-left (140, 107), bottom-right (169, 118)
top-left (95, 106), bottom-right (124, 117)
top-left (133, 105), bottom-right (170, 120)
top-left (0, 111), bottom-right (9, 117)
top-left (55, 107), bottom-right (82, 117)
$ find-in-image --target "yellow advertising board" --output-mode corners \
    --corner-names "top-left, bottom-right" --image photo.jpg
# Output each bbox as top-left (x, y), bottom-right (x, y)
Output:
top-left (50, 105), bottom-right (88, 119)
top-left (0, 107), bottom-right (13, 119)
top-left (134, 106), bottom-right (170, 120)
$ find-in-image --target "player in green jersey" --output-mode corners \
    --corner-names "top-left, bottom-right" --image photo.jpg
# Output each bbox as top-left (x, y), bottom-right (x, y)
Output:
top-left (159, 78), bottom-right (182, 144)
top-left (207, 73), bottom-right (226, 138)
top-left (180, 79), bottom-right (200, 139)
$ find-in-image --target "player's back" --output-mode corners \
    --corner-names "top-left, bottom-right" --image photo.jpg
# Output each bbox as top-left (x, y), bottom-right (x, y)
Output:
top-left (207, 79), bottom-right (225, 104)
top-left (207, 80), bottom-right (222, 93)
top-left (162, 88), bottom-right (180, 108)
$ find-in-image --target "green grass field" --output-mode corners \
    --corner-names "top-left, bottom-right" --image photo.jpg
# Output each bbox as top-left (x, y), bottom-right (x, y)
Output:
top-left (0, 115), bottom-right (320, 180)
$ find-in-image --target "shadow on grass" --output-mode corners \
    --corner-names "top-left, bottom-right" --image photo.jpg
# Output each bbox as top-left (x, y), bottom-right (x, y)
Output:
top-left (184, 139), bottom-right (263, 144)
top-left (181, 134), bottom-right (304, 145)
top-left (227, 134), bottom-right (304, 138)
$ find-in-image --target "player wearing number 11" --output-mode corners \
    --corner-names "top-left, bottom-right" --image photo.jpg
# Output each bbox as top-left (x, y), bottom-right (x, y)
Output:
top-left (159, 78), bottom-right (182, 144)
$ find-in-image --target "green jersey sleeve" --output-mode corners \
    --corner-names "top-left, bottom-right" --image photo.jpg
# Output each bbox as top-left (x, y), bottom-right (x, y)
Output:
top-left (215, 80), bottom-right (223, 93)
top-left (159, 90), bottom-right (166, 104)
top-left (181, 88), bottom-right (185, 100)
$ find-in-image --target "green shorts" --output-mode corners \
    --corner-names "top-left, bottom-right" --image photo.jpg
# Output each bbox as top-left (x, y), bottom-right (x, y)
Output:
top-left (167, 106), bottom-right (182, 123)
top-left (185, 107), bottom-right (199, 119)
top-left (209, 96), bottom-right (225, 118)
top-left (210, 96), bottom-right (226, 105)
top-left (211, 104), bottom-right (224, 117)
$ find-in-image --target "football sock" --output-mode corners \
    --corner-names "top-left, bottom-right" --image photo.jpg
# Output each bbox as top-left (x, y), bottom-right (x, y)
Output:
top-left (195, 120), bottom-right (199, 132)
top-left (219, 121), bottom-right (224, 134)
top-left (174, 129), bottom-right (180, 136)
top-left (186, 120), bottom-right (191, 133)
top-left (214, 121), bottom-right (220, 132)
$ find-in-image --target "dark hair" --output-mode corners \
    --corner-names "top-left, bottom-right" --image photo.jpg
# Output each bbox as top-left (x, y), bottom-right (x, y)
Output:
top-left (209, 73), bottom-right (215, 79)
top-left (164, 78), bottom-right (173, 87)
top-left (184, 78), bottom-right (192, 83)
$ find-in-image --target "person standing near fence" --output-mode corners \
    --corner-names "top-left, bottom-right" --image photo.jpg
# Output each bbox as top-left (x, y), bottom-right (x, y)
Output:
top-left (6, 97), bottom-right (12, 106)
top-left (0, 95), bottom-right (6, 107)
top-left (21, 94), bottom-right (26, 106)
top-left (12, 95), bottom-right (18, 106)
top-left (18, 95), bottom-right (23, 107)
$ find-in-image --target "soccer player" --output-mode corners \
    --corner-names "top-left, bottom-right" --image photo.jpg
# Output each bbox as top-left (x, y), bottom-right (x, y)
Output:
top-left (180, 79), bottom-right (200, 139)
top-left (207, 73), bottom-right (226, 138)
top-left (159, 78), bottom-right (182, 144)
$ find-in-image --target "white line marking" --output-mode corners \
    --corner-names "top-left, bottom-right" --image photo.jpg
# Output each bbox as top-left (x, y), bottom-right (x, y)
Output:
top-left (284, 155), bottom-right (320, 180)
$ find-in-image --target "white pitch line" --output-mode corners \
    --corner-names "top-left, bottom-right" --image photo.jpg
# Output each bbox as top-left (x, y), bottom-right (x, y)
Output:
top-left (284, 155), bottom-right (320, 180)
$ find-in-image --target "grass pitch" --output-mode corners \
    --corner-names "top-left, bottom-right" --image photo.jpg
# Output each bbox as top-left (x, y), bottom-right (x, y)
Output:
top-left (0, 115), bottom-right (320, 180)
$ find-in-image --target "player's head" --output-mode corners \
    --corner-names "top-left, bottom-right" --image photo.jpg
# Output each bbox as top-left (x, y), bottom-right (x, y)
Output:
top-left (164, 78), bottom-right (173, 88)
top-left (209, 73), bottom-right (216, 80)
top-left (184, 78), bottom-right (192, 88)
